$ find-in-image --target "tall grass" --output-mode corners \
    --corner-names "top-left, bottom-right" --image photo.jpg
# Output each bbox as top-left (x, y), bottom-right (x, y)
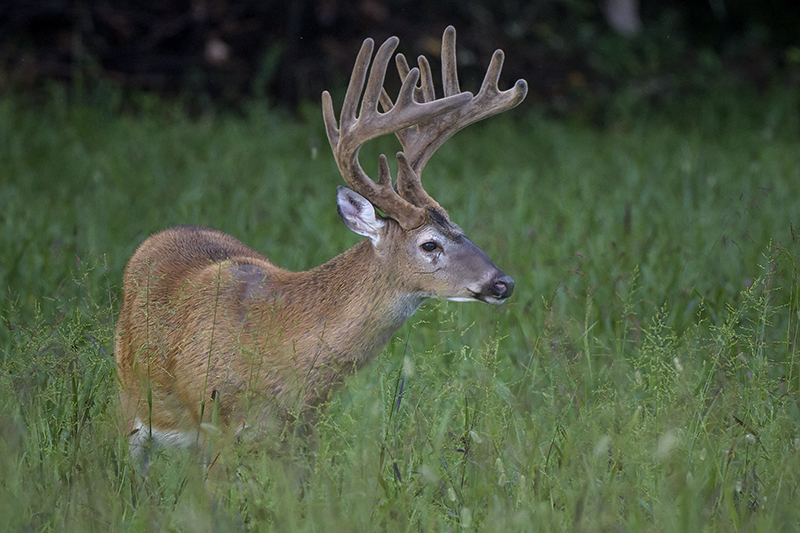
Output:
top-left (1, 85), bottom-right (799, 531)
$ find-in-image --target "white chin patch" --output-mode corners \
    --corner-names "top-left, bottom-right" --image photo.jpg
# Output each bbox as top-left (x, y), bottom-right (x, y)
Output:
top-left (445, 296), bottom-right (480, 303)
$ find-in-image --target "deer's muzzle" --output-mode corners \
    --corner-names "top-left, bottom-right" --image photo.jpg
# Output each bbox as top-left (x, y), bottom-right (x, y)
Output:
top-left (490, 275), bottom-right (515, 300)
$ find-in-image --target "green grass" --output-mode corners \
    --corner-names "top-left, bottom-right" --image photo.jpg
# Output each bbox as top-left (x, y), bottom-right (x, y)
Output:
top-left (1, 85), bottom-right (800, 531)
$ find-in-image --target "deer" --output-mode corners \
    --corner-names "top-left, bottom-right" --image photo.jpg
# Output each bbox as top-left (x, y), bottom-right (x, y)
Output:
top-left (115, 26), bottom-right (527, 463)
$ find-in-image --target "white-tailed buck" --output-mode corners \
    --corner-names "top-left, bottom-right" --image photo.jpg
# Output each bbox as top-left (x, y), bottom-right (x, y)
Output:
top-left (116, 26), bottom-right (527, 459)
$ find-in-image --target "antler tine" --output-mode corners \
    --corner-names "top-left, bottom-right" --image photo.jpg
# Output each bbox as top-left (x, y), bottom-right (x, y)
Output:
top-left (342, 37), bottom-right (376, 134)
top-left (322, 37), bottom-right (375, 148)
top-left (380, 52), bottom-right (435, 112)
top-left (323, 34), bottom-right (473, 229)
top-left (385, 26), bottom-right (528, 190)
top-left (441, 26), bottom-right (461, 97)
top-left (471, 50), bottom-right (528, 123)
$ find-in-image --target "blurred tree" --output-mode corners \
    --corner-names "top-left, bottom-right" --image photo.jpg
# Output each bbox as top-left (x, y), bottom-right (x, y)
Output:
top-left (0, 0), bottom-right (796, 110)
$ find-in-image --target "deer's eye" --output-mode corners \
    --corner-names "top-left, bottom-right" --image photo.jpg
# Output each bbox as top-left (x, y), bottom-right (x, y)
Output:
top-left (420, 241), bottom-right (438, 252)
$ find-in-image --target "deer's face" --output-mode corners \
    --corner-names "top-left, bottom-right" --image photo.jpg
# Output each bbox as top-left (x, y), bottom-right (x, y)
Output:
top-left (399, 210), bottom-right (514, 304)
top-left (337, 187), bottom-right (514, 305)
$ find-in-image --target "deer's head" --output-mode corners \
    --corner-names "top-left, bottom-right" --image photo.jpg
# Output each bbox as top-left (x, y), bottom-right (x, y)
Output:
top-left (323, 26), bottom-right (526, 306)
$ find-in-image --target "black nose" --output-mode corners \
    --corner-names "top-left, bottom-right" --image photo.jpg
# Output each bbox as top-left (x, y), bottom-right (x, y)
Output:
top-left (491, 275), bottom-right (515, 299)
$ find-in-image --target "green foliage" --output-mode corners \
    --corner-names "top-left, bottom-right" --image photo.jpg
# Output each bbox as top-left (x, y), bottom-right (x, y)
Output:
top-left (1, 88), bottom-right (799, 530)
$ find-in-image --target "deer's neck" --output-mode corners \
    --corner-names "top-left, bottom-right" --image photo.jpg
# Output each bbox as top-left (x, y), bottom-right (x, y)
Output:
top-left (270, 240), bottom-right (424, 367)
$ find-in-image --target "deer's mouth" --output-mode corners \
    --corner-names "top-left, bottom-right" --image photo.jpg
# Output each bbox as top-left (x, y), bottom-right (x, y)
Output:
top-left (455, 289), bottom-right (508, 304)
top-left (475, 292), bottom-right (510, 305)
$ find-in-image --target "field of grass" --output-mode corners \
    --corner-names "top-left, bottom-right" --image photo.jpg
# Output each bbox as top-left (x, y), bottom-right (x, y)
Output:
top-left (1, 85), bottom-right (799, 531)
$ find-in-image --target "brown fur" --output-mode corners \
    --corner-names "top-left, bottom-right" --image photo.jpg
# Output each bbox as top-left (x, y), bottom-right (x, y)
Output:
top-left (116, 221), bottom-right (448, 445)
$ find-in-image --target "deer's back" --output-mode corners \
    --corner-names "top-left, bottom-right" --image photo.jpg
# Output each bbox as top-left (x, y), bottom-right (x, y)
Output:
top-left (116, 226), bottom-right (287, 432)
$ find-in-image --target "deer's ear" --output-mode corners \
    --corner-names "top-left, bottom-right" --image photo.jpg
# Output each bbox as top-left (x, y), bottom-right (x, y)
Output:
top-left (336, 186), bottom-right (385, 245)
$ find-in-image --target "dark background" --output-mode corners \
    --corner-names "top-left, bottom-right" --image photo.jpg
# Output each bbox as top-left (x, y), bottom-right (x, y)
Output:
top-left (1, 1), bottom-right (798, 114)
